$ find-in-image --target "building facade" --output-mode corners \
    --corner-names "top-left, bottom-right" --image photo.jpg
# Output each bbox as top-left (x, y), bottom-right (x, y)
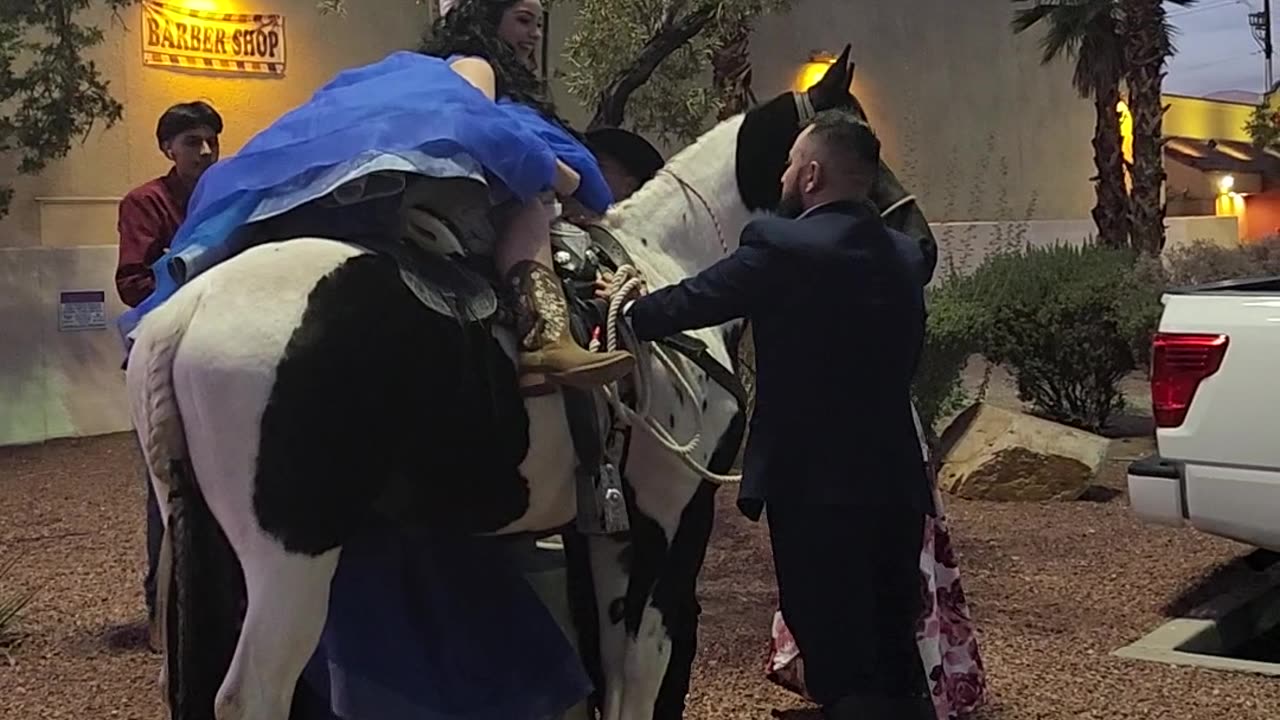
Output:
top-left (1161, 93), bottom-right (1280, 241)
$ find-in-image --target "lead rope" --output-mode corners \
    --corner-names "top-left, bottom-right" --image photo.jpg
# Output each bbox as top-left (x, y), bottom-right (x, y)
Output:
top-left (591, 265), bottom-right (742, 484)
top-left (591, 194), bottom-right (920, 486)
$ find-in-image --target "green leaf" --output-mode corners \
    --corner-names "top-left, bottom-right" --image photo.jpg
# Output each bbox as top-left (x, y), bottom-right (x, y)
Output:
top-left (559, 0), bottom-right (791, 141)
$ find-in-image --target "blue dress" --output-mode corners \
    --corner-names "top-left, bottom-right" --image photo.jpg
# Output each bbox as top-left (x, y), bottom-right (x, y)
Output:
top-left (298, 531), bottom-right (593, 720)
top-left (116, 50), bottom-right (613, 343)
top-left (117, 50), bottom-right (608, 719)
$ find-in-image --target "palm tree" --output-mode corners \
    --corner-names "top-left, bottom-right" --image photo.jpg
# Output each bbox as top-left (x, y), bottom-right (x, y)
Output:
top-left (1122, 0), bottom-right (1193, 255)
top-left (1012, 0), bottom-right (1130, 249)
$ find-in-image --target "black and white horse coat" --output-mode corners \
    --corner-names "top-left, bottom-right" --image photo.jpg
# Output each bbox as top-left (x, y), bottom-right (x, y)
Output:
top-left (126, 52), bottom-right (932, 720)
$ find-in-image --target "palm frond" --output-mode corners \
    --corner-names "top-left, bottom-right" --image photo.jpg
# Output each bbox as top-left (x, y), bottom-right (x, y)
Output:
top-left (0, 554), bottom-right (37, 647)
top-left (1012, 0), bottom-right (1123, 98)
top-left (1011, 3), bottom-right (1054, 35)
top-left (1163, 0), bottom-right (1197, 57)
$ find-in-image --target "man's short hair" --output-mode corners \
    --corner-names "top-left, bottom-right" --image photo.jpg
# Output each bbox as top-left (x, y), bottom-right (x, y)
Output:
top-left (805, 109), bottom-right (880, 185)
top-left (156, 101), bottom-right (223, 149)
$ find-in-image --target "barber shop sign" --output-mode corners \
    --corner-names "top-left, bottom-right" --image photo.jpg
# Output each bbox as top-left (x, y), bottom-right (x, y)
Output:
top-left (141, 0), bottom-right (286, 76)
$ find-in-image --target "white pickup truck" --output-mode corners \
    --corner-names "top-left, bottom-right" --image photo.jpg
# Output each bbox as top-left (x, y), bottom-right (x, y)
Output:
top-left (1127, 277), bottom-right (1280, 552)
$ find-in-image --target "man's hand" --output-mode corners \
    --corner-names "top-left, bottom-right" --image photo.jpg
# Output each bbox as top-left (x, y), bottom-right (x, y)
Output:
top-left (594, 270), bottom-right (648, 301)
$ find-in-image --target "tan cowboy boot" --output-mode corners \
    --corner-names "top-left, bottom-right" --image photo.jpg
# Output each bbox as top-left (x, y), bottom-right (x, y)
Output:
top-left (507, 259), bottom-right (634, 391)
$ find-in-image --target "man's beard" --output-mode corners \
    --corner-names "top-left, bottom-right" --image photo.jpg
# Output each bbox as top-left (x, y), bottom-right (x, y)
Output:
top-left (777, 186), bottom-right (804, 219)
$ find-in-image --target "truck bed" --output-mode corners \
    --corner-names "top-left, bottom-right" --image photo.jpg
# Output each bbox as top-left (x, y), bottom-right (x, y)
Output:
top-left (1127, 275), bottom-right (1280, 551)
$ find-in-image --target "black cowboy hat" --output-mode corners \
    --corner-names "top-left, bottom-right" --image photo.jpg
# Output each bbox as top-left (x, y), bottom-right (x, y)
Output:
top-left (585, 127), bottom-right (665, 183)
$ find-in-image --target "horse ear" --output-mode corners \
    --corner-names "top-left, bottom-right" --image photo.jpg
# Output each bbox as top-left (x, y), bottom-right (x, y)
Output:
top-left (808, 44), bottom-right (855, 111)
top-left (835, 44), bottom-right (852, 74)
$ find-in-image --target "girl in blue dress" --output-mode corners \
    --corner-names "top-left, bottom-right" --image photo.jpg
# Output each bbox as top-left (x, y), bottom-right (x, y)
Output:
top-left (422, 0), bottom-right (635, 394)
top-left (122, 0), bottom-right (635, 397)
top-left (283, 2), bottom-right (641, 718)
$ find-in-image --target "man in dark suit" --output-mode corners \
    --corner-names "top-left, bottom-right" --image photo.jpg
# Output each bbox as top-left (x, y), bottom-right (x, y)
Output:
top-left (624, 109), bottom-right (934, 720)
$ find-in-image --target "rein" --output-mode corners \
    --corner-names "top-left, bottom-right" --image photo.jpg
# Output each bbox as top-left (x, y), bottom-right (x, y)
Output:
top-left (658, 167), bottom-right (730, 257)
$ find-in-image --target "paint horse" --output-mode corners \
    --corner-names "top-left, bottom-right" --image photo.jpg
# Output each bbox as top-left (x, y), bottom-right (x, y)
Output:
top-left (126, 48), bottom-right (933, 720)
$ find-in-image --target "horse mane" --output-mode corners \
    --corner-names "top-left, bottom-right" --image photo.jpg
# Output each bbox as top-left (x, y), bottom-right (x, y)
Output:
top-left (600, 114), bottom-right (749, 227)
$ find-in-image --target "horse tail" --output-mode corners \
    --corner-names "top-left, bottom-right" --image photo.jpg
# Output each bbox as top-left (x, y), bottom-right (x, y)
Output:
top-left (126, 285), bottom-right (240, 719)
top-left (165, 457), bottom-right (245, 720)
top-left (127, 283), bottom-right (205, 488)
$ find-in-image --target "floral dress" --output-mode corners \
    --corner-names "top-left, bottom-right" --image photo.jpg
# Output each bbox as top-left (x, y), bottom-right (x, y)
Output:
top-left (764, 410), bottom-right (987, 718)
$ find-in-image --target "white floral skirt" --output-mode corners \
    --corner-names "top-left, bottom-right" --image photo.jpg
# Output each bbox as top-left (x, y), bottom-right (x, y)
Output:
top-left (763, 485), bottom-right (987, 719)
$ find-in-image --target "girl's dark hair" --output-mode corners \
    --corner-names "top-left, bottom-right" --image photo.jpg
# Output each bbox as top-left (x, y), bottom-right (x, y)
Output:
top-left (420, 0), bottom-right (560, 122)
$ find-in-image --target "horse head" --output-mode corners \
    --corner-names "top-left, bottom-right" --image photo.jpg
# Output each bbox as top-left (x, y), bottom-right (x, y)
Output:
top-left (605, 44), bottom-right (867, 268)
top-left (733, 44), bottom-right (860, 213)
top-left (733, 44), bottom-right (938, 281)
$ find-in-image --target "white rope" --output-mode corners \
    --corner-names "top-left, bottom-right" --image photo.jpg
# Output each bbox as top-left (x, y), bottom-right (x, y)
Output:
top-left (592, 265), bottom-right (744, 485)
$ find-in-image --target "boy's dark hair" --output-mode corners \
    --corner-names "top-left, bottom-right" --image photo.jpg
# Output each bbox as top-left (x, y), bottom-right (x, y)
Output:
top-left (806, 109), bottom-right (881, 186)
top-left (156, 101), bottom-right (223, 149)
top-left (585, 128), bottom-right (664, 183)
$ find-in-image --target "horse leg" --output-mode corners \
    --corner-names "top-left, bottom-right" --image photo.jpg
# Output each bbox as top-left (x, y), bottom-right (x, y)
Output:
top-left (213, 538), bottom-right (339, 720)
top-left (588, 534), bottom-right (636, 720)
top-left (588, 538), bottom-right (676, 720)
top-left (599, 481), bottom-right (718, 720)
top-left (618, 599), bottom-right (674, 720)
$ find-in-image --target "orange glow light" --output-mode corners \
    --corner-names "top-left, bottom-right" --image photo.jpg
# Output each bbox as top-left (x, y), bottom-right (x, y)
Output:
top-left (1216, 192), bottom-right (1246, 218)
top-left (793, 52), bottom-right (838, 93)
top-left (176, 0), bottom-right (229, 12)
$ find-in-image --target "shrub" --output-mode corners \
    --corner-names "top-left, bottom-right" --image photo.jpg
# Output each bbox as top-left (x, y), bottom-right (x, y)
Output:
top-left (1116, 252), bottom-right (1167, 370)
top-left (912, 275), bottom-right (984, 437)
top-left (1163, 236), bottom-right (1280, 287)
top-left (1124, 238), bottom-right (1280, 368)
top-left (970, 243), bottom-right (1145, 432)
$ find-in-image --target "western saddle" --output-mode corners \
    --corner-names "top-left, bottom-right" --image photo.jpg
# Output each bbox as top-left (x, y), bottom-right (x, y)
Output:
top-left (249, 171), bottom-right (749, 537)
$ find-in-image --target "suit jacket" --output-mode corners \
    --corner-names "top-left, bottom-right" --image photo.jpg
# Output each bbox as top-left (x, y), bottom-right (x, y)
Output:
top-left (628, 200), bottom-right (930, 519)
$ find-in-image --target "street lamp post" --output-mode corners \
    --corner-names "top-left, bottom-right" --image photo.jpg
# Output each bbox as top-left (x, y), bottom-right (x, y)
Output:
top-left (1250, 1), bottom-right (1274, 91)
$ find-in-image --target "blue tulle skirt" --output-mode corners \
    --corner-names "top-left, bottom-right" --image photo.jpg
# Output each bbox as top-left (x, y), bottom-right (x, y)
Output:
top-left (118, 50), bottom-right (612, 344)
top-left (296, 530), bottom-right (592, 720)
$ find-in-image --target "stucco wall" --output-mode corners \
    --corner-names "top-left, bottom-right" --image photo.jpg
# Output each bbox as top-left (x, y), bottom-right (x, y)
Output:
top-left (1164, 94), bottom-right (1255, 144)
top-left (745, 0), bottom-right (1095, 223)
top-left (542, 0), bottom-right (1096, 224)
top-left (0, 0), bottom-right (430, 250)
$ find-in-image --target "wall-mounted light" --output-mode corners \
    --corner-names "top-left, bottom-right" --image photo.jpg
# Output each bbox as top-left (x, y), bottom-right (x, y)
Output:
top-left (1117, 100), bottom-right (1134, 166)
top-left (792, 51), bottom-right (837, 93)
top-left (1215, 173), bottom-right (1246, 219)
top-left (176, 0), bottom-right (230, 11)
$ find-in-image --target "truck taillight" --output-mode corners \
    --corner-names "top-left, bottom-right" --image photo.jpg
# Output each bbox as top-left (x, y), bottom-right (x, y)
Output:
top-left (1151, 333), bottom-right (1229, 428)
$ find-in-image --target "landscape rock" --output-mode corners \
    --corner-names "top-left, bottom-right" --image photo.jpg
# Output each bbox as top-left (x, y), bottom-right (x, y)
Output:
top-left (937, 403), bottom-right (1111, 501)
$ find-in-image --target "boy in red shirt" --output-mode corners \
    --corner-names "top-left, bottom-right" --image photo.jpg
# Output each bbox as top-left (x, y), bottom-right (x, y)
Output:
top-left (115, 100), bottom-right (221, 649)
top-left (116, 101), bottom-right (222, 307)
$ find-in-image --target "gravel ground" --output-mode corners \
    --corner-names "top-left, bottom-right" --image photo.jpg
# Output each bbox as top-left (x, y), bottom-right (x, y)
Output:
top-left (3, 432), bottom-right (1280, 719)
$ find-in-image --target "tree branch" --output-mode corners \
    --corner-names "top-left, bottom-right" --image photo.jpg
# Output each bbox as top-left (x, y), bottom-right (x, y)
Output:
top-left (587, 2), bottom-right (716, 130)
